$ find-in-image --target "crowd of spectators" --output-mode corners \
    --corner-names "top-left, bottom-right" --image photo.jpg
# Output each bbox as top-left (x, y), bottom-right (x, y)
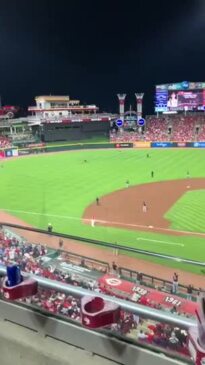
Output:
top-left (145, 116), bottom-right (169, 141)
top-left (197, 123), bottom-right (205, 140)
top-left (21, 288), bottom-right (81, 321)
top-left (0, 135), bottom-right (12, 148)
top-left (19, 286), bottom-right (190, 358)
top-left (135, 321), bottom-right (189, 357)
top-left (110, 130), bottom-right (142, 142)
top-left (0, 229), bottom-right (194, 359)
top-left (110, 114), bottom-right (205, 143)
top-left (171, 116), bottom-right (196, 141)
top-left (0, 231), bottom-right (199, 310)
top-left (0, 232), bottom-right (99, 289)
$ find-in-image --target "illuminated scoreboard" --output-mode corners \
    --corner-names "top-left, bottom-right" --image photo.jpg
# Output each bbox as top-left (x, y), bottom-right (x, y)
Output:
top-left (155, 81), bottom-right (205, 112)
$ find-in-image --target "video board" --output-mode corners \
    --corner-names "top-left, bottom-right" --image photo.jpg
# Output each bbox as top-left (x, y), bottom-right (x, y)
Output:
top-left (155, 81), bottom-right (205, 112)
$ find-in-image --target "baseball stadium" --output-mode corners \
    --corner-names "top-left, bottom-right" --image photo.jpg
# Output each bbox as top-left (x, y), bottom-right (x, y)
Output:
top-left (1, 83), bottom-right (205, 364)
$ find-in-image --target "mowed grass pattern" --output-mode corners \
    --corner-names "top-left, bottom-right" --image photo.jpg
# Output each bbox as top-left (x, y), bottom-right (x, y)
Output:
top-left (166, 190), bottom-right (205, 232)
top-left (1, 148), bottom-right (205, 273)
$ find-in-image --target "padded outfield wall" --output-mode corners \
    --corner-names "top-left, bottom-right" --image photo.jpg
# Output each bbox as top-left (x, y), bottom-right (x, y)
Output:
top-left (2, 140), bottom-right (205, 159)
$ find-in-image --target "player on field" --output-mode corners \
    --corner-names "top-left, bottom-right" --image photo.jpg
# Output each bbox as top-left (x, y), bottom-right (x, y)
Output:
top-left (142, 201), bottom-right (147, 213)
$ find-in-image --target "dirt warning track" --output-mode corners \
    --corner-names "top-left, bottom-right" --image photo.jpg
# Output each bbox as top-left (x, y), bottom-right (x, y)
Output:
top-left (83, 178), bottom-right (205, 236)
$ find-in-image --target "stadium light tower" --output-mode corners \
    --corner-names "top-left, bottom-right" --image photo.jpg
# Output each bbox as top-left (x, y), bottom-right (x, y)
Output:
top-left (117, 94), bottom-right (126, 121)
top-left (135, 93), bottom-right (144, 120)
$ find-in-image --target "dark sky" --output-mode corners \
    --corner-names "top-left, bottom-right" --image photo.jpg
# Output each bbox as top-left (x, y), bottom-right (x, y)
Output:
top-left (0, 0), bottom-right (204, 114)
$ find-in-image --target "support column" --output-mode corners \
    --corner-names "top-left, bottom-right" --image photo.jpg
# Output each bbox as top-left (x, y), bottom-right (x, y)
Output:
top-left (117, 94), bottom-right (126, 122)
top-left (135, 93), bottom-right (144, 121)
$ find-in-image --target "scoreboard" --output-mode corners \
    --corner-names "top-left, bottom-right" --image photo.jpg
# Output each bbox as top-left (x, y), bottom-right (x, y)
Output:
top-left (155, 81), bottom-right (205, 112)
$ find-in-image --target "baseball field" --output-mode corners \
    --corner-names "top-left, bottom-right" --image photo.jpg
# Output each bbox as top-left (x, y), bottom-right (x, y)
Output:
top-left (1, 148), bottom-right (205, 274)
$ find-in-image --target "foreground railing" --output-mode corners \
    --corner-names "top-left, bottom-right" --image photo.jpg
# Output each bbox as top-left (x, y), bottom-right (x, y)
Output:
top-left (0, 263), bottom-right (195, 364)
top-left (0, 264), bottom-right (195, 330)
top-left (0, 223), bottom-right (203, 363)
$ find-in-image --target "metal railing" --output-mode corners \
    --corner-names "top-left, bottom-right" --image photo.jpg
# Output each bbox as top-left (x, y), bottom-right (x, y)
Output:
top-left (119, 267), bottom-right (203, 298)
top-left (0, 224), bottom-right (198, 363)
top-left (0, 263), bottom-right (195, 330)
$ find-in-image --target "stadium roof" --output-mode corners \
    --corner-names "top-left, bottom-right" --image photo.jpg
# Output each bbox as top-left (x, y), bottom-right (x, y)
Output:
top-left (35, 96), bottom-right (80, 103)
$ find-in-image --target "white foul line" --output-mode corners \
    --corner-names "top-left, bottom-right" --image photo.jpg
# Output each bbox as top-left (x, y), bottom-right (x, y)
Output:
top-left (136, 237), bottom-right (184, 247)
top-left (1, 208), bottom-right (205, 238)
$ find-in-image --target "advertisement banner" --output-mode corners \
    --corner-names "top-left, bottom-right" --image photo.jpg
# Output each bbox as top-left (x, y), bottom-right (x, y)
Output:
top-left (134, 141), bottom-right (150, 148)
top-left (177, 142), bottom-right (187, 147)
top-left (115, 143), bottom-right (133, 148)
top-left (18, 149), bottom-right (31, 156)
top-left (155, 81), bottom-right (205, 112)
top-left (192, 142), bottom-right (205, 148)
top-left (5, 149), bottom-right (13, 157)
top-left (0, 150), bottom-right (4, 159)
top-left (27, 143), bottom-right (46, 148)
top-left (99, 274), bottom-right (197, 316)
top-left (151, 142), bottom-right (173, 148)
top-left (12, 149), bottom-right (19, 157)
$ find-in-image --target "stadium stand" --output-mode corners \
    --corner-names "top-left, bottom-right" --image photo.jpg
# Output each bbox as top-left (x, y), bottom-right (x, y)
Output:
top-left (171, 116), bottom-right (196, 141)
top-left (17, 287), bottom-right (190, 358)
top-left (145, 116), bottom-right (169, 141)
top-left (197, 120), bottom-right (205, 140)
top-left (110, 130), bottom-right (142, 142)
top-left (0, 135), bottom-right (12, 148)
top-left (110, 113), bottom-right (205, 143)
top-left (0, 227), bottom-right (194, 360)
top-left (16, 285), bottom-right (190, 358)
top-left (0, 228), bottom-right (200, 308)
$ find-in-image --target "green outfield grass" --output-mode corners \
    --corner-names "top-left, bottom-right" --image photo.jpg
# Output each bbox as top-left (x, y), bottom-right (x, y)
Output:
top-left (166, 190), bottom-right (205, 232)
top-left (2, 148), bottom-right (205, 274)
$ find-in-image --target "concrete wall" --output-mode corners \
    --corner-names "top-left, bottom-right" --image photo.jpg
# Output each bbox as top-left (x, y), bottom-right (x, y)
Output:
top-left (0, 300), bottom-right (188, 365)
top-left (0, 321), bottom-right (117, 365)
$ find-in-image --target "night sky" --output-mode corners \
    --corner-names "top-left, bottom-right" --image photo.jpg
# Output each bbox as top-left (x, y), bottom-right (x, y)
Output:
top-left (0, 0), bottom-right (204, 114)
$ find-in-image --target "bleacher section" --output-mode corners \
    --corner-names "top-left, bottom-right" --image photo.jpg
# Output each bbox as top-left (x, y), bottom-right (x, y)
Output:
top-left (0, 226), bottom-right (199, 361)
top-left (145, 116), bottom-right (169, 141)
top-left (0, 135), bottom-right (12, 148)
top-left (110, 114), bottom-right (205, 143)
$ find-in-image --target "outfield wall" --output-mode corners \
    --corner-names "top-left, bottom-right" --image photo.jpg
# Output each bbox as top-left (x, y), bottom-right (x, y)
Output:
top-left (1, 140), bottom-right (205, 159)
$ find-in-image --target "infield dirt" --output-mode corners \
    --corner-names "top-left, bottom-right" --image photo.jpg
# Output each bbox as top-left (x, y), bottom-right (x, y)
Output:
top-left (1, 178), bottom-right (205, 287)
top-left (83, 178), bottom-right (205, 237)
